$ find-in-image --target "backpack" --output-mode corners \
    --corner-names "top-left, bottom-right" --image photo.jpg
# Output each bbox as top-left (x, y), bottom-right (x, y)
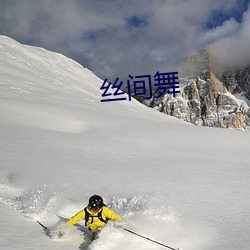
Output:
top-left (84, 206), bottom-right (109, 226)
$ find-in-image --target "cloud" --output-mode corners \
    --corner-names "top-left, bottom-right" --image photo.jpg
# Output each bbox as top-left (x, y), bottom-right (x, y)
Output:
top-left (200, 18), bottom-right (240, 45)
top-left (209, 3), bottom-right (250, 69)
top-left (0, 0), bottom-right (249, 81)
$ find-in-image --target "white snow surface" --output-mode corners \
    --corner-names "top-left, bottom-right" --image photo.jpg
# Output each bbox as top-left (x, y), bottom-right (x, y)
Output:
top-left (0, 36), bottom-right (250, 250)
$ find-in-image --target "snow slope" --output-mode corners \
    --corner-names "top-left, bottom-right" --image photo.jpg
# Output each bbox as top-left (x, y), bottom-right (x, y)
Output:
top-left (0, 35), bottom-right (250, 250)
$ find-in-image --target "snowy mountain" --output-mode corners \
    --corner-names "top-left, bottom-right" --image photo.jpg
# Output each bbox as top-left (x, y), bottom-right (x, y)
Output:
top-left (0, 36), bottom-right (250, 250)
top-left (135, 49), bottom-right (250, 130)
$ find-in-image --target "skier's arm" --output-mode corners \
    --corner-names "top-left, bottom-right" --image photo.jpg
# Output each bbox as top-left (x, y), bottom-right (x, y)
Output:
top-left (67, 209), bottom-right (85, 225)
top-left (104, 207), bottom-right (122, 222)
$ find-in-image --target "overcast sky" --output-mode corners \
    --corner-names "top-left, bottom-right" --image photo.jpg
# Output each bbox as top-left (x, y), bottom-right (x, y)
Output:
top-left (0, 0), bottom-right (249, 82)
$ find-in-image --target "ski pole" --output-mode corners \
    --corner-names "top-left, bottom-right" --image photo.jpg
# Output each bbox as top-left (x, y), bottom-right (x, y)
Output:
top-left (122, 227), bottom-right (180, 250)
top-left (37, 220), bottom-right (48, 231)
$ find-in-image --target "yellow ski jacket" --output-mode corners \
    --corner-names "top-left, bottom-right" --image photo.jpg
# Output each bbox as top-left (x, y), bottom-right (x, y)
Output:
top-left (67, 206), bottom-right (121, 233)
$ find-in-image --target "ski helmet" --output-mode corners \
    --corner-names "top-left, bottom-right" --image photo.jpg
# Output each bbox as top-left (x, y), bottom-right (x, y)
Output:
top-left (89, 195), bottom-right (104, 210)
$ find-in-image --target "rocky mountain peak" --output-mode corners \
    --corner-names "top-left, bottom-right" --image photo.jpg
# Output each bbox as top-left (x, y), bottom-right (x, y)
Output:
top-left (135, 48), bottom-right (250, 130)
top-left (179, 48), bottom-right (211, 77)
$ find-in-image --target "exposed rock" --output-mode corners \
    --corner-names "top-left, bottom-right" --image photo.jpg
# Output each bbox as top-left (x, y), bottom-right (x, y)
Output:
top-left (130, 49), bottom-right (250, 130)
top-left (217, 66), bottom-right (250, 100)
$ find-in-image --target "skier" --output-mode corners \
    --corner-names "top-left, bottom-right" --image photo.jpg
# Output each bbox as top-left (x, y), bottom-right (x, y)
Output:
top-left (66, 194), bottom-right (121, 239)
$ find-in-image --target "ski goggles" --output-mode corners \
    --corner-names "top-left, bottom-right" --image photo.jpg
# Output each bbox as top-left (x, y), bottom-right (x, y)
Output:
top-left (89, 205), bottom-right (101, 212)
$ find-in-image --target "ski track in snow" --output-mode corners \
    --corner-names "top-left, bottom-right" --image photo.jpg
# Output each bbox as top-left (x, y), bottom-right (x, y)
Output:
top-left (0, 179), bottom-right (211, 250)
top-left (0, 99), bottom-right (91, 134)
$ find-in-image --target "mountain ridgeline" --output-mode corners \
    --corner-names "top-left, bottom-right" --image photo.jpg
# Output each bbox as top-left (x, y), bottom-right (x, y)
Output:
top-left (127, 49), bottom-right (250, 130)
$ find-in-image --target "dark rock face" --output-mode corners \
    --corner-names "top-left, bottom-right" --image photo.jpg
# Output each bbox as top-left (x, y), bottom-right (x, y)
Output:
top-left (218, 66), bottom-right (250, 100)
